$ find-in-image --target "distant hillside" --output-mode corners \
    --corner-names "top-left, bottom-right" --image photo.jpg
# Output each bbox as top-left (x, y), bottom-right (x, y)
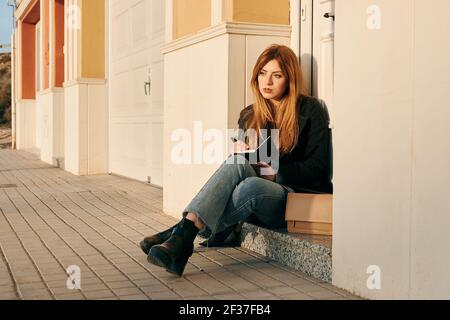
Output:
top-left (0, 53), bottom-right (12, 125)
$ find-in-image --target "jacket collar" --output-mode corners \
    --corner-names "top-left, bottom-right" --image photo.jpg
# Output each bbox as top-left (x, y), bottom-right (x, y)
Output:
top-left (298, 115), bottom-right (309, 137)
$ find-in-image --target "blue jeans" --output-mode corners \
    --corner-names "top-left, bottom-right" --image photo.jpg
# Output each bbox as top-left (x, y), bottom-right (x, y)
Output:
top-left (183, 154), bottom-right (291, 235)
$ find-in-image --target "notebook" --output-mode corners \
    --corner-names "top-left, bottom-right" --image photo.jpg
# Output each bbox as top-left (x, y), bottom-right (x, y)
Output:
top-left (233, 136), bottom-right (271, 163)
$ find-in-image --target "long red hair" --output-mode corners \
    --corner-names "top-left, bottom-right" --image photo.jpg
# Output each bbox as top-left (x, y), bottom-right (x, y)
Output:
top-left (245, 44), bottom-right (307, 155)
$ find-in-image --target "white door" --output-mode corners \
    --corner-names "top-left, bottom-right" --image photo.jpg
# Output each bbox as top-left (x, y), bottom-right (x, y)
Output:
top-left (300, 0), bottom-right (335, 125)
top-left (109, 0), bottom-right (165, 186)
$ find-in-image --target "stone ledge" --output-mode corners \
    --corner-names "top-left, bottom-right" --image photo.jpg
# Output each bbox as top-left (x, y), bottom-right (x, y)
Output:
top-left (240, 223), bottom-right (332, 283)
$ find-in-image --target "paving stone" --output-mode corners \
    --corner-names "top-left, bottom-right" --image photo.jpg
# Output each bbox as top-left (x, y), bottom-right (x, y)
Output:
top-left (268, 286), bottom-right (301, 296)
top-left (21, 288), bottom-right (52, 298)
top-left (26, 294), bottom-right (54, 300)
top-left (241, 290), bottom-right (277, 300)
top-left (55, 292), bottom-right (86, 300)
top-left (308, 289), bottom-right (344, 300)
top-left (0, 285), bottom-right (15, 293)
top-left (281, 292), bottom-right (315, 300)
top-left (214, 293), bottom-right (246, 300)
top-left (148, 290), bottom-right (179, 300)
top-left (133, 278), bottom-right (161, 287)
top-left (113, 287), bottom-right (144, 297)
top-left (84, 290), bottom-right (116, 300)
top-left (108, 281), bottom-right (136, 290)
top-left (0, 290), bottom-right (19, 300)
top-left (79, 283), bottom-right (109, 292)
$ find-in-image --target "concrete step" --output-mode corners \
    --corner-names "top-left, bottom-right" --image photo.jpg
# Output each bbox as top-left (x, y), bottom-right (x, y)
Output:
top-left (240, 223), bottom-right (332, 283)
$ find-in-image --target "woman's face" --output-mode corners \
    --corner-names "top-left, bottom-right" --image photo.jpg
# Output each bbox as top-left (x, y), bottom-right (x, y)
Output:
top-left (258, 59), bottom-right (287, 104)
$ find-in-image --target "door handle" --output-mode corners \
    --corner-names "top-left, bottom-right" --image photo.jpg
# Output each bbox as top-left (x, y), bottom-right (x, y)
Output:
top-left (324, 12), bottom-right (335, 21)
top-left (144, 77), bottom-right (151, 96)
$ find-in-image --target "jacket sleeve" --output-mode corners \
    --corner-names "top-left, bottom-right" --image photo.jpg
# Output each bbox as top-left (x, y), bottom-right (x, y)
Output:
top-left (237, 106), bottom-right (252, 140)
top-left (278, 103), bottom-right (331, 188)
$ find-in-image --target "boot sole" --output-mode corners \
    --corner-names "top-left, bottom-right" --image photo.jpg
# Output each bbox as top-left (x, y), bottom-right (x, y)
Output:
top-left (166, 253), bottom-right (191, 277)
top-left (147, 246), bottom-right (193, 277)
top-left (147, 247), bottom-right (171, 269)
top-left (147, 253), bottom-right (167, 269)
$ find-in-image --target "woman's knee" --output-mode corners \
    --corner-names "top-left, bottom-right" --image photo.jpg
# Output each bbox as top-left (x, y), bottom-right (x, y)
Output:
top-left (236, 177), bottom-right (267, 195)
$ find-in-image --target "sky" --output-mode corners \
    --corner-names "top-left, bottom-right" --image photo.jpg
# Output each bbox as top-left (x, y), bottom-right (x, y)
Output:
top-left (0, 0), bottom-right (13, 53)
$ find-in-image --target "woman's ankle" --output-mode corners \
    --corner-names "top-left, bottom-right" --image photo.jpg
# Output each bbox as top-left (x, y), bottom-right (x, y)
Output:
top-left (185, 212), bottom-right (205, 230)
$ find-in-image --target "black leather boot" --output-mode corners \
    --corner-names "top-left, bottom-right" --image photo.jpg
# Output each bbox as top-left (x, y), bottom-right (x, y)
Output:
top-left (139, 223), bottom-right (178, 255)
top-left (147, 218), bottom-right (199, 276)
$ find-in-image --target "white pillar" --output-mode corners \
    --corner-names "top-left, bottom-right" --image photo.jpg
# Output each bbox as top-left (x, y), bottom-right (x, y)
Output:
top-left (11, 33), bottom-right (16, 149)
top-left (165, 0), bottom-right (173, 42)
top-left (290, 0), bottom-right (300, 57)
top-left (211, 0), bottom-right (227, 26)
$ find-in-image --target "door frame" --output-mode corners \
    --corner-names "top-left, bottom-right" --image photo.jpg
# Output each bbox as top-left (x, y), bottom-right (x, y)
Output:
top-left (290, 0), bottom-right (313, 96)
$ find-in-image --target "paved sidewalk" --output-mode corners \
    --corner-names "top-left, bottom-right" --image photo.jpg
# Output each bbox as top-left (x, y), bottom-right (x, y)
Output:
top-left (0, 150), bottom-right (358, 300)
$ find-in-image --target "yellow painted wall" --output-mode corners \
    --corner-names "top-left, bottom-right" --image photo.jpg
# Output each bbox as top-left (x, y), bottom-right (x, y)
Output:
top-left (229, 0), bottom-right (290, 25)
top-left (81, 0), bottom-right (105, 78)
top-left (172, 0), bottom-right (290, 40)
top-left (173, 0), bottom-right (211, 39)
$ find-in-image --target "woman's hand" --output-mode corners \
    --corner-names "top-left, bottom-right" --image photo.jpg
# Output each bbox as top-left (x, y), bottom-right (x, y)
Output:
top-left (231, 140), bottom-right (250, 153)
top-left (252, 162), bottom-right (277, 182)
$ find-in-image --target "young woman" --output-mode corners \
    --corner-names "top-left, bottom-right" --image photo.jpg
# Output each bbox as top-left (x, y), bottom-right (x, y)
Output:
top-left (140, 44), bottom-right (332, 276)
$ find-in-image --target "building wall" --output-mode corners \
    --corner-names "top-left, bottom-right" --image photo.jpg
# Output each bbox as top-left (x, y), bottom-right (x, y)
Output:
top-left (62, 0), bottom-right (108, 175)
top-left (81, 0), bottom-right (105, 78)
top-left (333, 0), bottom-right (450, 299)
top-left (171, 0), bottom-right (290, 40)
top-left (42, 0), bottom-right (50, 90)
top-left (54, 0), bottom-right (65, 87)
top-left (409, 0), bottom-right (450, 299)
top-left (20, 22), bottom-right (36, 99)
top-left (163, 34), bottom-right (229, 217)
top-left (15, 100), bottom-right (37, 149)
top-left (65, 0), bottom-right (82, 81)
top-left (173, 0), bottom-right (211, 39)
top-left (228, 0), bottom-right (290, 24)
top-left (38, 89), bottom-right (64, 165)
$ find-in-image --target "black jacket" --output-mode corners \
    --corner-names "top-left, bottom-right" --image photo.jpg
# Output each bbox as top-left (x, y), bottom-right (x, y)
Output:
top-left (238, 95), bottom-right (333, 194)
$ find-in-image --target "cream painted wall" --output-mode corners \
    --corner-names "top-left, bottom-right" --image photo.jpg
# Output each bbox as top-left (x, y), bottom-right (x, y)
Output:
top-left (64, 83), bottom-right (81, 172)
top-left (16, 100), bottom-right (37, 150)
top-left (333, 0), bottom-right (450, 299)
top-left (37, 90), bottom-right (65, 165)
top-left (64, 81), bottom-right (108, 175)
top-left (409, 0), bottom-right (450, 299)
top-left (65, 0), bottom-right (82, 82)
top-left (163, 35), bottom-right (229, 217)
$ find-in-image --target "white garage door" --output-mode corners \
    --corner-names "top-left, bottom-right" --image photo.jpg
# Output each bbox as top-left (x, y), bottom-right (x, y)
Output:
top-left (109, 0), bottom-right (165, 187)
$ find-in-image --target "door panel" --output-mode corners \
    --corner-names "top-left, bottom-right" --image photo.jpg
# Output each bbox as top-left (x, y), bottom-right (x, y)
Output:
top-left (300, 0), bottom-right (335, 125)
top-left (109, 0), bottom-right (165, 186)
top-left (312, 0), bottom-right (335, 125)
